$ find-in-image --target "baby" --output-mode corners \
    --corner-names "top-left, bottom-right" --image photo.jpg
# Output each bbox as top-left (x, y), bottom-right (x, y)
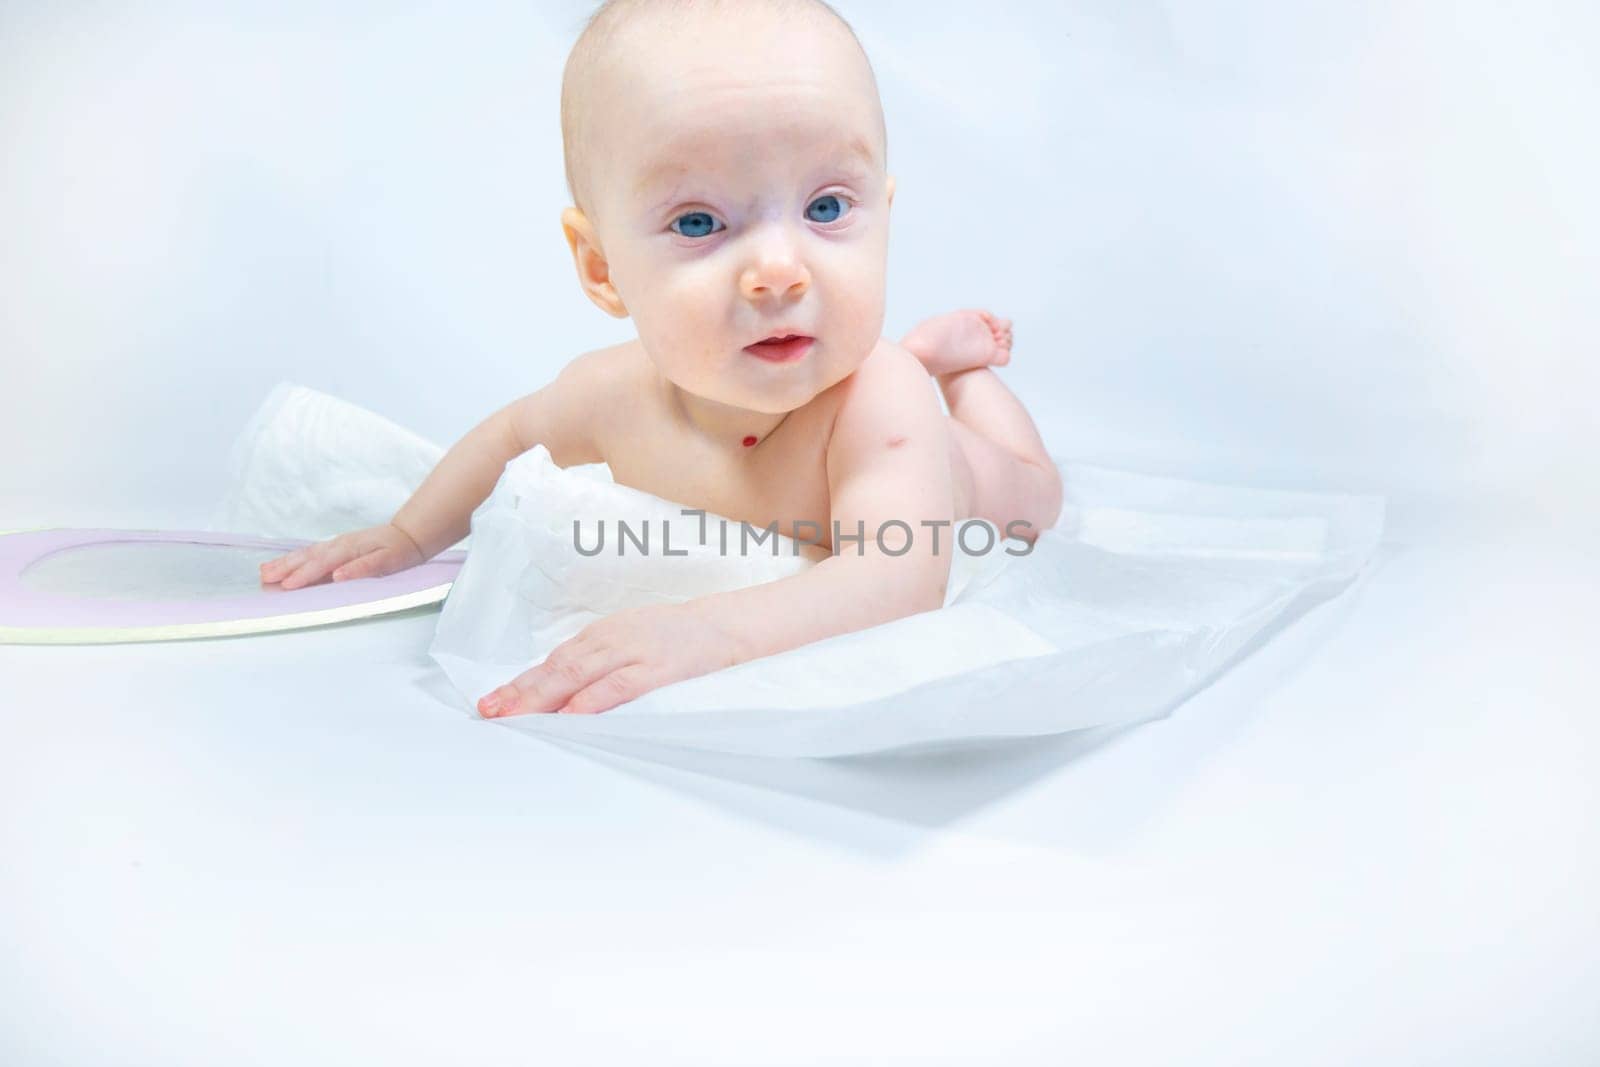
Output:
top-left (259, 0), bottom-right (1062, 717)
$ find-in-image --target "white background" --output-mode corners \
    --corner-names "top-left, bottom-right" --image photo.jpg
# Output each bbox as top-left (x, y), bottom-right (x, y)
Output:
top-left (2, 3), bottom-right (1596, 1064)
top-left (3, 0), bottom-right (1596, 535)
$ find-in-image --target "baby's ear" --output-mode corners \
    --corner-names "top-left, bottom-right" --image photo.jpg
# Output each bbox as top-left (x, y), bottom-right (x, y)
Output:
top-left (886, 176), bottom-right (896, 209)
top-left (560, 207), bottom-right (628, 319)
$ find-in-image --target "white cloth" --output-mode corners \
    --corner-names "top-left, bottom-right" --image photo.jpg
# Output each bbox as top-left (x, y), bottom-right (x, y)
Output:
top-left (213, 382), bottom-right (1385, 758)
top-left (211, 382), bottom-right (471, 551)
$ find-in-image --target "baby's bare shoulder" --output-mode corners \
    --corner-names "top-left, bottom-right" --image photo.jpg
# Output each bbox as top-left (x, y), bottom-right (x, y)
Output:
top-left (558, 340), bottom-right (637, 393)
top-left (822, 338), bottom-right (952, 532)
top-left (827, 340), bottom-right (943, 448)
top-left (842, 338), bottom-right (932, 390)
top-left (508, 341), bottom-right (642, 468)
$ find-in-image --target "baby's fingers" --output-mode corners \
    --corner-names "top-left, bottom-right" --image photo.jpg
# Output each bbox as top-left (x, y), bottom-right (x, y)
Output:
top-left (277, 543), bottom-right (355, 590)
top-left (561, 664), bottom-right (661, 716)
top-left (480, 640), bottom-right (632, 718)
top-left (259, 550), bottom-right (307, 585)
top-left (259, 556), bottom-right (300, 579)
top-left (329, 548), bottom-right (403, 583)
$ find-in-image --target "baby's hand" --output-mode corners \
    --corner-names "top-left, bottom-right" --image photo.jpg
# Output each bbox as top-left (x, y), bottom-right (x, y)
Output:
top-left (478, 601), bottom-right (741, 718)
top-left (259, 524), bottom-right (426, 590)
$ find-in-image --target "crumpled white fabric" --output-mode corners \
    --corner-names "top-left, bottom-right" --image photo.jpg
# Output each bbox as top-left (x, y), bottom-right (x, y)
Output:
top-left (212, 382), bottom-right (473, 551)
top-left (213, 382), bottom-right (1385, 758)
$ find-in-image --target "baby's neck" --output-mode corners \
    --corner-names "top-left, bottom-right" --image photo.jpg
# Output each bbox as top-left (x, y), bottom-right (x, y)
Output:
top-left (663, 378), bottom-right (793, 451)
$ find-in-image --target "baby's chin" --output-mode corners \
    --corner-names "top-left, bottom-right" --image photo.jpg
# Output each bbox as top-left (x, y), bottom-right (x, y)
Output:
top-left (672, 374), bottom-right (824, 416)
top-left (709, 385), bottom-right (817, 416)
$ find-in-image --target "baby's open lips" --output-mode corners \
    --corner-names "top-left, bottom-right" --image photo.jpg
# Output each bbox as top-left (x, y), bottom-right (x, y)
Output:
top-left (745, 327), bottom-right (813, 346)
top-left (739, 331), bottom-right (812, 356)
top-left (743, 335), bottom-right (815, 362)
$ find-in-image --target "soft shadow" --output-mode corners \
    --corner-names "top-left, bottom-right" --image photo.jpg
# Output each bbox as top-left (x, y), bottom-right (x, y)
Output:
top-left (408, 552), bottom-right (1396, 860)
top-left (408, 657), bottom-right (479, 720)
top-left (535, 723), bottom-right (1140, 860)
top-left (113, 602), bottom-right (444, 646)
top-left (966, 545), bottom-right (1399, 854)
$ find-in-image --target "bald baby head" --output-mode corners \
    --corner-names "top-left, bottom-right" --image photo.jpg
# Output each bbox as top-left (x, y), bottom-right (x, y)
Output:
top-left (559, 0), bottom-right (887, 222)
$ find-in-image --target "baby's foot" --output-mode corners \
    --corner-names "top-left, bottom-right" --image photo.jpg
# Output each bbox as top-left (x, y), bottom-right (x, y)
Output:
top-left (900, 309), bottom-right (1012, 378)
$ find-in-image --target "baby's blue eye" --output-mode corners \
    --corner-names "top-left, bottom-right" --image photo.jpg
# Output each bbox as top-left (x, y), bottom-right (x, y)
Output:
top-left (806, 195), bottom-right (849, 224)
top-left (671, 211), bottom-right (723, 239)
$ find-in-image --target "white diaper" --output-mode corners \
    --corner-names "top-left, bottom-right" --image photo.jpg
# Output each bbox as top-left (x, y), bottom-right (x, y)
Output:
top-left (214, 382), bottom-right (1385, 758)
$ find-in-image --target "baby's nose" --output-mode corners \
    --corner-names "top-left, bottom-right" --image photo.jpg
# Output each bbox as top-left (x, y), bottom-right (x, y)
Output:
top-left (740, 256), bottom-right (810, 302)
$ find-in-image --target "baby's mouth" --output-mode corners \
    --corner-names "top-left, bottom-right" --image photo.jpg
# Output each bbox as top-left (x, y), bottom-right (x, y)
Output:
top-left (743, 334), bottom-right (814, 362)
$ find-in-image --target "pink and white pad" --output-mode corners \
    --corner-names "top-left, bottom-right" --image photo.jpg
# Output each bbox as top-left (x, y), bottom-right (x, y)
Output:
top-left (0, 528), bottom-right (467, 644)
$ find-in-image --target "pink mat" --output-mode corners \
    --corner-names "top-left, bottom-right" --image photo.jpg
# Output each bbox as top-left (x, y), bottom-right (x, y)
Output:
top-left (0, 528), bottom-right (467, 642)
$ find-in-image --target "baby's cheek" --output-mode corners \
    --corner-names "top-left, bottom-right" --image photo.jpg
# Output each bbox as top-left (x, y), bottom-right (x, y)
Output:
top-left (639, 288), bottom-right (711, 356)
top-left (834, 267), bottom-right (888, 345)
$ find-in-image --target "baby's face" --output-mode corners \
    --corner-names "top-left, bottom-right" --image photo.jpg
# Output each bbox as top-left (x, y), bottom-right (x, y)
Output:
top-left (577, 14), bottom-right (892, 415)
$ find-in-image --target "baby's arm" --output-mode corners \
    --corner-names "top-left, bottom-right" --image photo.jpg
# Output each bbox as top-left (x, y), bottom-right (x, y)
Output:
top-left (391, 355), bottom-right (607, 559)
top-left (260, 355), bottom-right (607, 589)
top-left (700, 342), bottom-right (956, 654)
top-left (480, 343), bottom-right (956, 717)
